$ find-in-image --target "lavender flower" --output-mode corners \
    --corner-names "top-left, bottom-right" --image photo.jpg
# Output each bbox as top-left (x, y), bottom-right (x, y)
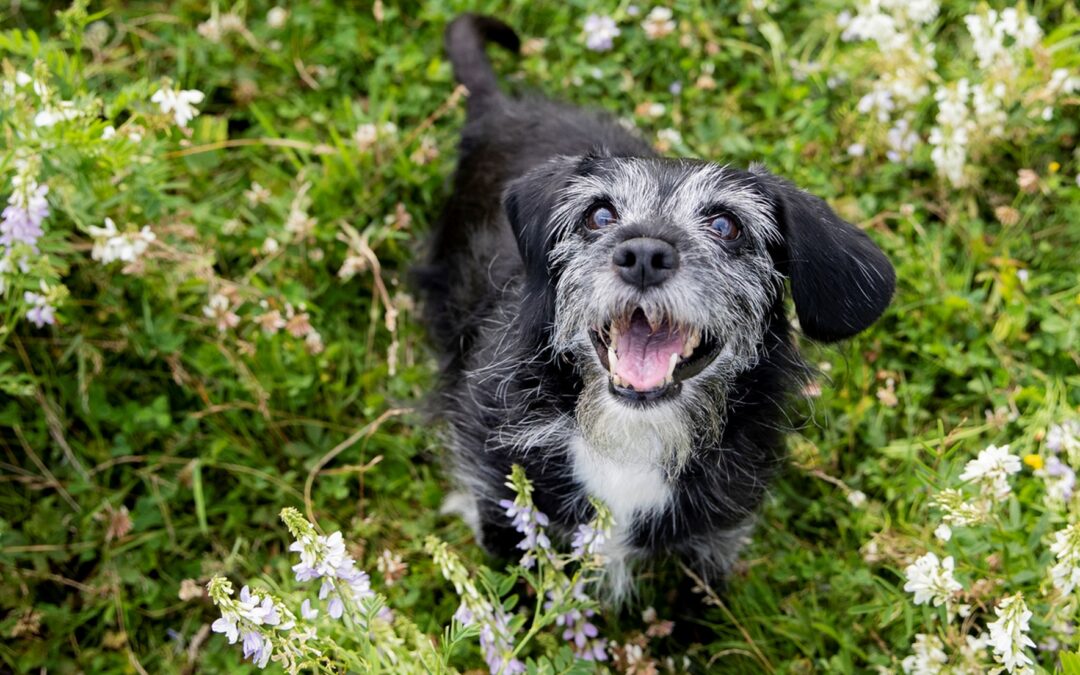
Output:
top-left (547, 581), bottom-right (608, 661)
top-left (24, 291), bottom-right (56, 327)
top-left (208, 579), bottom-right (299, 670)
top-left (281, 508), bottom-right (375, 622)
top-left (1, 174), bottom-right (49, 251)
top-left (429, 536), bottom-right (525, 675)
top-left (242, 630), bottom-right (272, 668)
top-left (583, 15), bottom-right (620, 52)
top-left (571, 521), bottom-right (608, 560)
top-left (499, 497), bottom-right (552, 566)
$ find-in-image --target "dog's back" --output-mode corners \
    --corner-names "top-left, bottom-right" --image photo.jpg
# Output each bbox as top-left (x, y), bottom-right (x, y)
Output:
top-left (420, 15), bottom-right (653, 371)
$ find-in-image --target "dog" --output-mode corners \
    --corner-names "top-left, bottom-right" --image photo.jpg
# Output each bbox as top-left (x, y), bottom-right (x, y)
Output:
top-left (418, 14), bottom-right (894, 599)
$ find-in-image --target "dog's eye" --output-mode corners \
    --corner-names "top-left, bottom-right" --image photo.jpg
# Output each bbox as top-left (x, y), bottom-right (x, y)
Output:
top-left (586, 204), bottom-right (618, 230)
top-left (708, 214), bottom-right (741, 241)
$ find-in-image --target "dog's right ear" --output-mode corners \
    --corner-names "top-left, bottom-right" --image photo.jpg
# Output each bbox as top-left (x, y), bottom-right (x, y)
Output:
top-left (502, 156), bottom-right (585, 346)
top-left (755, 170), bottom-right (895, 342)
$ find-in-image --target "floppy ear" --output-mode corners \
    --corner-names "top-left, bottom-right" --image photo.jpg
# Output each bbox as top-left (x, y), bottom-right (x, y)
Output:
top-left (502, 156), bottom-right (584, 346)
top-left (757, 171), bottom-right (895, 342)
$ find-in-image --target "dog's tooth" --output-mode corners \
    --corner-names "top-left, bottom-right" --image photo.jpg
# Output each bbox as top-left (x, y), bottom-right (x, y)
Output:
top-left (681, 338), bottom-right (695, 359)
top-left (609, 322), bottom-right (620, 347)
top-left (667, 351), bottom-right (679, 379)
top-left (608, 346), bottom-right (618, 374)
top-left (612, 374), bottom-right (626, 388)
top-left (680, 328), bottom-right (698, 358)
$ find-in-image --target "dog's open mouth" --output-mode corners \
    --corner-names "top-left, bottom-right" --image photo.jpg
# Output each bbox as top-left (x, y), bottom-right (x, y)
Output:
top-left (590, 308), bottom-right (721, 402)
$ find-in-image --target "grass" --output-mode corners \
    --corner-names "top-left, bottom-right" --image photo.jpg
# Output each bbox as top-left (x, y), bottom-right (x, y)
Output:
top-left (1, 0), bottom-right (1078, 673)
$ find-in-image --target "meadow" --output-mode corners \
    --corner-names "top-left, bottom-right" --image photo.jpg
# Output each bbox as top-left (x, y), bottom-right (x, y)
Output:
top-left (1, 1), bottom-right (1079, 672)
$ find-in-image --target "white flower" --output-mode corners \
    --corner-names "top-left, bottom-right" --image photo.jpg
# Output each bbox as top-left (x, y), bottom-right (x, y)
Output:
top-left (655, 128), bottom-right (682, 151)
top-left (1046, 420), bottom-right (1080, 455)
top-left (986, 593), bottom-right (1035, 673)
top-left (101, 125), bottom-right (116, 139)
top-left (151, 87), bottom-right (206, 127)
top-left (267, 7), bottom-right (288, 29)
top-left (901, 633), bottom-right (948, 674)
top-left (847, 490), bottom-right (867, 507)
top-left (642, 7), bottom-right (676, 40)
top-left (353, 122), bottom-right (397, 151)
top-left (959, 444), bottom-right (1021, 499)
top-left (1050, 524), bottom-right (1080, 595)
top-left (847, 143), bottom-right (866, 157)
top-left (934, 523), bottom-right (952, 542)
top-left (933, 488), bottom-right (989, 526)
top-left (34, 101), bottom-right (81, 127)
top-left (583, 14), bottom-right (620, 52)
top-left (903, 552), bottom-right (962, 607)
top-left (203, 293), bottom-right (240, 332)
top-left (261, 237), bottom-right (280, 254)
top-left (87, 218), bottom-right (155, 266)
top-left (244, 182), bottom-right (271, 206)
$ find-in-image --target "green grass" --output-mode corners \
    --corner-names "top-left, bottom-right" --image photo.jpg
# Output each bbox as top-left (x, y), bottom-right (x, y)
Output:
top-left (1, 0), bottom-right (1079, 672)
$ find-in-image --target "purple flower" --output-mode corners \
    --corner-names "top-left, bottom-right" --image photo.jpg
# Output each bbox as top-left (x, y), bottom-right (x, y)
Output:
top-left (241, 630), bottom-right (271, 668)
top-left (547, 582), bottom-right (609, 661)
top-left (1, 181), bottom-right (48, 251)
top-left (499, 498), bottom-right (552, 561)
top-left (583, 14), bottom-right (620, 52)
top-left (571, 521), bottom-right (608, 559)
top-left (300, 599), bottom-right (318, 620)
top-left (327, 596), bottom-right (344, 619)
top-left (24, 291), bottom-right (56, 328)
top-left (455, 599), bottom-right (523, 674)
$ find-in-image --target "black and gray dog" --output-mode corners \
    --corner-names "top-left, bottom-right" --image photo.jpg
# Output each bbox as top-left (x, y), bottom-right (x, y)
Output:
top-left (419, 14), bottom-right (894, 598)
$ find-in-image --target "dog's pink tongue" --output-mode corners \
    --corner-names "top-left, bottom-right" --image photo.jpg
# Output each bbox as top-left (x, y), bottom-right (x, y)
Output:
top-left (615, 313), bottom-right (681, 391)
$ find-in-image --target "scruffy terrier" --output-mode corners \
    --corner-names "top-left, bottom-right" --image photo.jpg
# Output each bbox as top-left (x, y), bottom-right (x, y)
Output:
top-left (419, 14), bottom-right (894, 598)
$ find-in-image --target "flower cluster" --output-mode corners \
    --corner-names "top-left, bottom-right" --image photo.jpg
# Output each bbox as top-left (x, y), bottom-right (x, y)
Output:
top-left (428, 536), bottom-right (525, 674)
top-left (582, 7), bottom-right (678, 53)
top-left (208, 578), bottom-right (308, 670)
top-left (986, 593), bottom-right (1035, 673)
top-left (903, 552), bottom-right (962, 609)
top-left (1, 162), bottom-right (49, 253)
top-left (900, 633), bottom-right (946, 674)
top-left (23, 286), bottom-right (56, 328)
top-left (840, 1), bottom-right (1077, 185)
top-left (896, 423), bottom-right (1080, 672)
top-left (958, 444), bottom-right (1021, 500)
top-left (1049, 524), bottom-right (1080, 596)
top-left (281, 508), bottom-right (375, 621)
top-left (547, 581), bottom-right (607, 661)
top-left (87, 218), bottom-right (156, 267)
top-left (583, 15), bottom-right (620, 52)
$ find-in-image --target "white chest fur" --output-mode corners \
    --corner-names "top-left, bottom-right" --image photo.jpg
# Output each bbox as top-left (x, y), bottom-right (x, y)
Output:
top-left (569, 434), bottom-right (672, 532)
top-left (569, 433), bottom-right (672, 600)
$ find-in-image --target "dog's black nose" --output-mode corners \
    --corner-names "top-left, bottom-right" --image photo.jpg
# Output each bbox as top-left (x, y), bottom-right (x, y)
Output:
top-left (612, 237), bottom-right (679, 289)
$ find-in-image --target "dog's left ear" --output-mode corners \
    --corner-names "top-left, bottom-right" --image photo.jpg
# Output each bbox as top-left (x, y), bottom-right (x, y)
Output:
top-left (756, 170), bottom-right (895, 342)
top-left (503, 156), bottom-right (584, 345)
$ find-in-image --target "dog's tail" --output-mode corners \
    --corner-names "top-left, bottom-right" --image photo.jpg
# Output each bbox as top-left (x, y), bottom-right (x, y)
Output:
top-left (445, 14), bottom-right (520, 114)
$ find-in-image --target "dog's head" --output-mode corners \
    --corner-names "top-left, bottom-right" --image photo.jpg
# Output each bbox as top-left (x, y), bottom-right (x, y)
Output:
top-left (504, 153), bottom-right (893, 435)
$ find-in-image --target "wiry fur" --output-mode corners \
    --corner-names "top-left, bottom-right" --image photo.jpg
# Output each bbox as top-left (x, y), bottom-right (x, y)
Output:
top-left (418, 14), bottom-right (895, 602)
